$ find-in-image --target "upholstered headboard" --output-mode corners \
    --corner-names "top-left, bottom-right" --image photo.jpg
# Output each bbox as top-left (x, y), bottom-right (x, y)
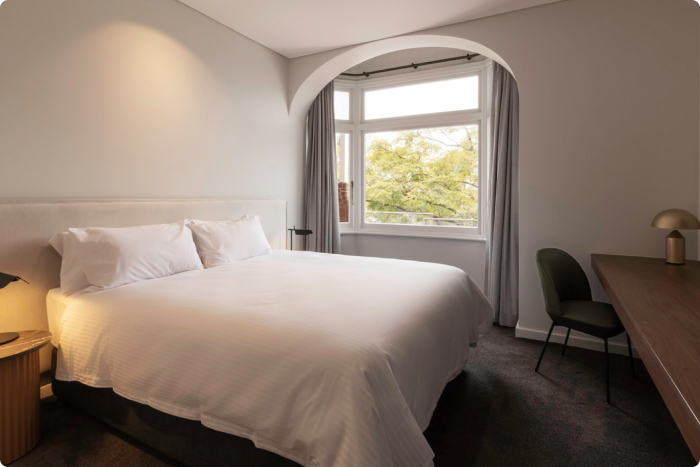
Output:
top-left (0, 199), bottom-right (287, 372)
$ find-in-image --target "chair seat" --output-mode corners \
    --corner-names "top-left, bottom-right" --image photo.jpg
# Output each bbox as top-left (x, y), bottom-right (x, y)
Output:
top-left (552, 300), bottom-right (624, 339)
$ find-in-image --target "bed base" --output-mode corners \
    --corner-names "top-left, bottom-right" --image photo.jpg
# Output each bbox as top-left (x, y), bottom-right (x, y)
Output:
top-left (51, 349), bottom-right (300, 467)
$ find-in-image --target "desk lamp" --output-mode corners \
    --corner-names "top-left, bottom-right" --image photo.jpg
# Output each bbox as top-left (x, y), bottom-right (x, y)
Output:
top-left (651, 209), bottom-right (700, 265)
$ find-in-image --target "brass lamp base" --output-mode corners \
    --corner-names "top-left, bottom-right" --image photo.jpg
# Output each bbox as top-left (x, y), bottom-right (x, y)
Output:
top-left (665, 230), bottom-right (685, 265)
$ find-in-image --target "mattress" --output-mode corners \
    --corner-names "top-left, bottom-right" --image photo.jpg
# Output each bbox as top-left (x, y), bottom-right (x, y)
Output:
top-left (52, 251), bottom-right (493, 467)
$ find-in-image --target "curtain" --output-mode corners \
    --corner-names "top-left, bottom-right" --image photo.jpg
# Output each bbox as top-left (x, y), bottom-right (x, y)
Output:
top-left (485, 63), bottom-right (520, 327)
top-left (304, 82), bottom-right (341, 254)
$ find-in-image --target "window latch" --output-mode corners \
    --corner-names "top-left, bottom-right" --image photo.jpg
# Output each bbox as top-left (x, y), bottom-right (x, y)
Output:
top-left (351, 181), bottom-right (354, 205)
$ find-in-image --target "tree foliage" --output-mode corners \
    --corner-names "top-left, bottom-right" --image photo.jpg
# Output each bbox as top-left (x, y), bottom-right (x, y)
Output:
top-left (365, 126), bottom-right (479, 226)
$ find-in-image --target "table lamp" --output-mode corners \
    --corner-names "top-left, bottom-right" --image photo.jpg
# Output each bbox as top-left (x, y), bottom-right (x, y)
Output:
top-left (651, 209), bottom-right (700, 265)
top-left (0, 272), bottom-right (27, 346)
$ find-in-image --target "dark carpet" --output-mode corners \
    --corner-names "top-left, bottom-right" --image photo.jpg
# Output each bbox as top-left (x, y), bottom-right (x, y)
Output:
top-left (14, 326), bottom-right (695, 467)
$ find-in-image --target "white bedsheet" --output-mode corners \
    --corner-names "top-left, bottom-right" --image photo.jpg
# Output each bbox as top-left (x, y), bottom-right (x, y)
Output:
top-left (54, 251), bottom-right (493, 467)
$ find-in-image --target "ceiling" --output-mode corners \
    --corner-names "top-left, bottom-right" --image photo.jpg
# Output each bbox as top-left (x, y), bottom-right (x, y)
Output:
top-left (177, 0), bottom-right (563, 59)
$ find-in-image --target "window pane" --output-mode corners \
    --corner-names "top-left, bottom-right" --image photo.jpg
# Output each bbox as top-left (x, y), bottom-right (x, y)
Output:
top-left (336, 133), bottom-right (350, 223)
top-left (365, 125), bottom-right (478, 227)
top-left (364, 76), bottom-right (478, 120)
top-left (334, 90), bottom-right (350, 120)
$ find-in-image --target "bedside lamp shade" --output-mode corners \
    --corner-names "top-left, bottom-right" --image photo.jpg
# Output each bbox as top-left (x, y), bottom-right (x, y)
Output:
top-left (651, 209), bottom-right (700, 265)
top-left (0, 273), bottom-right (24, 290)
top-left (0, 273), bottom-right (27, 346)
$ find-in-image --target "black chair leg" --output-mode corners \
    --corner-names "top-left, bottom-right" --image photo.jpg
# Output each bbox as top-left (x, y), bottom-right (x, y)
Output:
top-left (562, 328), bottom-right (571, 356)
top-left (626, 333), bottom-right (635, 379)
top-left (604, 338), bottom-right (610, 404)
top-left (535, 322), bottom-right (555, 373)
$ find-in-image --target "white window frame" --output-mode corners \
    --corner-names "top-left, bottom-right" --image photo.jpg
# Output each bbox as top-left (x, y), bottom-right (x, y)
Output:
top-left (335, 83), bottom-right (357, 229)
top-left (335, 60), bottom-right (492, 240)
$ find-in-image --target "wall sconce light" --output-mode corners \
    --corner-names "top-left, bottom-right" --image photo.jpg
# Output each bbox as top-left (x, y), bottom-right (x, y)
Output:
top-left (288, 226), bottom-right (313, 251)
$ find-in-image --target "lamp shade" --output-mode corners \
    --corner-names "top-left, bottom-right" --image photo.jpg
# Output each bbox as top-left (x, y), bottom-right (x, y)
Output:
top-left (651, 209), bottom-right (700, 230)
top-left (0, 273), bottom-right (24, 290)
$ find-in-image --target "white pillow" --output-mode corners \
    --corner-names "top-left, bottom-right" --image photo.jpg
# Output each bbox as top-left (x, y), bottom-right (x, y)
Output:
top-left (188, 215), bottom-right (271, 268)
top-left (49, 232), bottom-right (91, 296)
top-left (69, 221), bottom-right (203, 290)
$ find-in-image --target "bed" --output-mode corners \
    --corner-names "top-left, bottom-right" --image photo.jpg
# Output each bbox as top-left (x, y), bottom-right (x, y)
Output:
top-left (1, 199), bottom-right (493, 467)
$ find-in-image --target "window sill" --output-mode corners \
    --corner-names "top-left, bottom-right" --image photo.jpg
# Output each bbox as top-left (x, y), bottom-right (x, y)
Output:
top-left (340, 230), bottom-right (486, 242)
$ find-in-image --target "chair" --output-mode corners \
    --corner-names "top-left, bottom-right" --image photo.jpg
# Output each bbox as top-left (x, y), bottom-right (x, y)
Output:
top-left (534, 248), bottom-right (635, 403)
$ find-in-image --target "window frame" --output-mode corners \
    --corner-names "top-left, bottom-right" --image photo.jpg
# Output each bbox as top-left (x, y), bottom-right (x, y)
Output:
top-left (335, 60), bottom-right (492, 240)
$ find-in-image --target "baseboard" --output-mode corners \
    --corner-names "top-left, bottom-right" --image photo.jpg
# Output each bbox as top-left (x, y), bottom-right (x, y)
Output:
top-left (515, 324), bottom-right (640, 358)
top-left (39, 369), bottom-right (53, 399)
top-left (40, 383), bottom-right (53, 399)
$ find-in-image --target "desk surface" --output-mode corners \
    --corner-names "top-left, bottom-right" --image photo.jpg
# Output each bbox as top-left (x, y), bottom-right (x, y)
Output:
top-left (591, 254), bottom-right (700, 461)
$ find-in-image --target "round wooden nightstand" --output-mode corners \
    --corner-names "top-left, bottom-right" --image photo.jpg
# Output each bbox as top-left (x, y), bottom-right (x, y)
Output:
top-left (0, 331), bottom-right (51, 465)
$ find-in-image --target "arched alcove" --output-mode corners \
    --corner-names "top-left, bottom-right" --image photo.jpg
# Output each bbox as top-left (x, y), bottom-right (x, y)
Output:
top-left (288, 34), bottom-right (514, 116)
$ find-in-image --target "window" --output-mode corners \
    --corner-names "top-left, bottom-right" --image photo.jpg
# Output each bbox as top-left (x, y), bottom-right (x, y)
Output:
top-left (364, 76), bottom-right (479, 120)
top-left (334, 62), bottom-right (489, 239)
top-left (364, 125), bottom-right (478, 228)
top-left (334, 90), bottom-right (350, 121)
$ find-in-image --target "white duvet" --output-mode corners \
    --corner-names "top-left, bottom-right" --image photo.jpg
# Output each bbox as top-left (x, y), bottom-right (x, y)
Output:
top-left (54, 251), bottom-right (493, 467)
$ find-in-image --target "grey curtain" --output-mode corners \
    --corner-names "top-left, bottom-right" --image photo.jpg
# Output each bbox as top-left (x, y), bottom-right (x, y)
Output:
top-left (304, 82), bottom-right (341, 253)
top-left (486, 64), bottom-right (520, 327)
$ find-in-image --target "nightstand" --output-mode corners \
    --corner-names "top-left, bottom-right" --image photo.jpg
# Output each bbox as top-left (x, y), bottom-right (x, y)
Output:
top-left (0, 331), bottom-right (51, 465)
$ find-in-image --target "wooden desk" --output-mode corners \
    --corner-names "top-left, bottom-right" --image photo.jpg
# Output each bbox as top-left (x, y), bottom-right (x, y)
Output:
top-left (591, 255), bottom-right (700, 461)
top-left (0, 330), bottom-right (51, 465)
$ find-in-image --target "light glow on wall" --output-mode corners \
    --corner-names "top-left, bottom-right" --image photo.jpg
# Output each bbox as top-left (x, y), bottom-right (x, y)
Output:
top-left (53, 22), bottom-right (218, 136)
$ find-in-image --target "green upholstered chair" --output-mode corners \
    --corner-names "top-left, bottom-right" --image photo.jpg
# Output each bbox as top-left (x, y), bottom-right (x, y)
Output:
top-left (535, 248), bottom-right (635, 403)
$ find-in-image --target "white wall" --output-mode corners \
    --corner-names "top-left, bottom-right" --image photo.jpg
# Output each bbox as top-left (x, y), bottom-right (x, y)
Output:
top-left (0, 0), bottom-right (304, 225)
top-left (342, 235), bottom-right (486, 289)
top-left (291, 0), bottom-right (700, 353)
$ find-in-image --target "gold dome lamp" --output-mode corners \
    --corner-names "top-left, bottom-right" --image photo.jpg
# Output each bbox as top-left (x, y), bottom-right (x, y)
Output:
top-left (651, 209), bottom-right (700, 265)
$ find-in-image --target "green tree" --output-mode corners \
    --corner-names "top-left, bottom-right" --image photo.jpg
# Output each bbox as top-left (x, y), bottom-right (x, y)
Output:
top-left (365, 125), bottom-right (479, 227)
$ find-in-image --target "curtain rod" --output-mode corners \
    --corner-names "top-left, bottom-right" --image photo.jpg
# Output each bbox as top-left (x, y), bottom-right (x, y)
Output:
top-left (339, 53), bottom-right (481, 78)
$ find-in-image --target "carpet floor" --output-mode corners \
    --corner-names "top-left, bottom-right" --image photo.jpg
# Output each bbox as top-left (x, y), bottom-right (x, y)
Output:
top-left (13, 326), bottom-right (695, 467)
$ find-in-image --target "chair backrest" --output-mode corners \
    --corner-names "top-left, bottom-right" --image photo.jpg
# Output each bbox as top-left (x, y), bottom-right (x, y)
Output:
top-left (535, 248), bottom-right (592, 316)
